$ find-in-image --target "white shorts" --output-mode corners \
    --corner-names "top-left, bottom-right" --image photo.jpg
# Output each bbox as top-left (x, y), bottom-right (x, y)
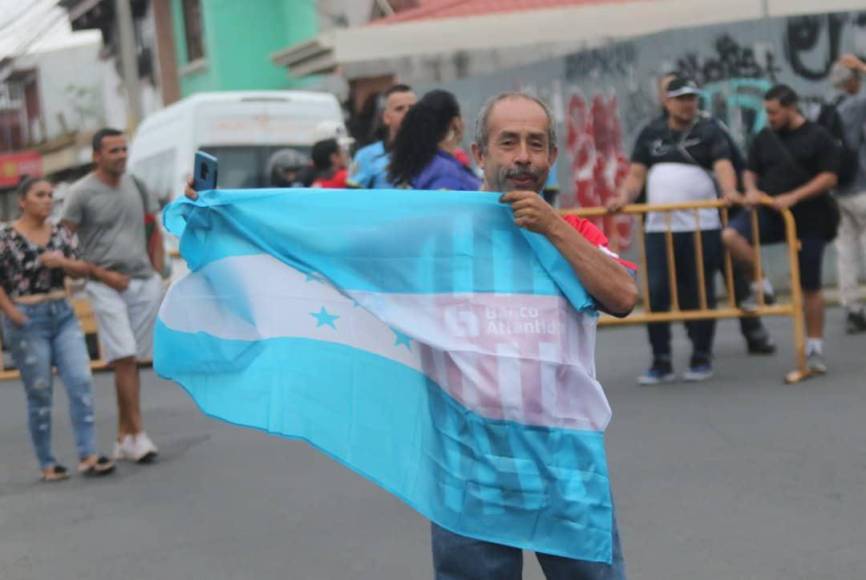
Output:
top-left (86, 274), bottom-right (164, 363)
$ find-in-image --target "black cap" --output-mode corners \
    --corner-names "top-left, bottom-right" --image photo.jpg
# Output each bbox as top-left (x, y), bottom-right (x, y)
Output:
top-left (666, 77), bottom-right (702, 98)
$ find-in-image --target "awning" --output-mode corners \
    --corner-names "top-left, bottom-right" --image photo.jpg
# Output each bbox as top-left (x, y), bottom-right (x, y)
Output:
top-left (272, 0), bottom-right (864, 78)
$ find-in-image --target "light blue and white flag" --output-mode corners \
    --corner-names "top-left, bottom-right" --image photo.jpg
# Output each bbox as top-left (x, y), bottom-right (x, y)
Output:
top-left (156, 188), bottom-right (614, 563)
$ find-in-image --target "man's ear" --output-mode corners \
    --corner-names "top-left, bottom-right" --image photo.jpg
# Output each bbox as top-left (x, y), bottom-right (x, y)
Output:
top-left (548, 144), bottom-right (559, 167)
top-left (471, 142), bottom-right (484, 169)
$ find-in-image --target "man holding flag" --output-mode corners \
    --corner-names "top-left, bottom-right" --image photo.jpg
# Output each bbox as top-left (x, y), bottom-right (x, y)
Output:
top-left (428, 93), bottom-right (636, 578)
top-left (177, 92), bottom-right (636, 579)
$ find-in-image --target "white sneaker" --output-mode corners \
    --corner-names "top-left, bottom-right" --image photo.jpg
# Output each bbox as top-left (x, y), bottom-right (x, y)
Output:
top-left (741, 278), bottom-right (776, 312)
top-left (806, 352), bottom-right (827, 374)
top-left (131, 432), bottom-right (159, 463)
top-left (113, 435), bottom-right (135, 461)
top-left (113, 433), bottom-right (158, 463)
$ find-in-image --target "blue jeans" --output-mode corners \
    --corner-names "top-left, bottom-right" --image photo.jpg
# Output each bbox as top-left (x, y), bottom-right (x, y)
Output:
top-left (431, 511), bottom-right (626, 580)
top-left (645, 230), bottom-right (723, 362)
top-left (2, 299), bottom-right (97, 469)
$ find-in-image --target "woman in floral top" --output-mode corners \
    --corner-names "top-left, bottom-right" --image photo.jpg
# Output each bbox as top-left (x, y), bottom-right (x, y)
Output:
top-left (0, 177), bottom-right (114, 481)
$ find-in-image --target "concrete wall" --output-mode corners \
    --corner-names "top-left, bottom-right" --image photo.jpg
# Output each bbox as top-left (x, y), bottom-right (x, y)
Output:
top-left (14, 41), bottom-right (104, 141)
top-left (427, 9), bottom-right (866, 289)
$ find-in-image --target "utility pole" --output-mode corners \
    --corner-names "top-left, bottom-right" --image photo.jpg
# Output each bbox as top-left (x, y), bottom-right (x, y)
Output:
top-left (115, 0), bottom-right (142, 132)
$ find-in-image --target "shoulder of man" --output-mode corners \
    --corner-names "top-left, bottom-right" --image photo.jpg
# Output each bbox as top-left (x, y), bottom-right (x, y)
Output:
top-left (640, 116), bottom-right (666, 136)
top-left (802, 119), bottom-right (833, 139)
top-left (354, 141), bottom-right (384, 162)
top-left (126, 172), bottom-right (148, 195)
top-left (68, 172), bottom-right (99, 194)
top-left (696, 115), bottom-right (725, 135)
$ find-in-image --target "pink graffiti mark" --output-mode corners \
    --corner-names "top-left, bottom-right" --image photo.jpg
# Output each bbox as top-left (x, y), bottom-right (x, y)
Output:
top-left (564, 92), bottom-right (633, 252)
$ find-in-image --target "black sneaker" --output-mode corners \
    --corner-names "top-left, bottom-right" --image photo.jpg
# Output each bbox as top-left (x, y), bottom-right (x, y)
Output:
top-left (746, 334), bottom-right (777, 355)
top-left (846, 310), bottom-right (866, 334)
top-left (637, 360), bottom-right (676, 385)
top-left (683, 355), bottom-right (714, 382)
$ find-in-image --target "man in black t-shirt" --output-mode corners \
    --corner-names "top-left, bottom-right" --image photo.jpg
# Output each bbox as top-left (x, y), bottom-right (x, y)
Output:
top-left (653, 74), bottom-right (777, 356)
top-left (722, 84), bottom-right (840, 374)
top-left (608, 76), bottom-right (741, 384)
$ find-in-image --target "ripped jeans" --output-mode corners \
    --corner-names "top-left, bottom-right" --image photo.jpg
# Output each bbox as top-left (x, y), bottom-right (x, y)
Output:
top-left (2, 299), bottom-right (97, 469)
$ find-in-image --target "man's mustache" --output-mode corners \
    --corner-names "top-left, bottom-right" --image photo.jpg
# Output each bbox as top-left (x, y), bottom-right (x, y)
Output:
top-left (504, 166), bottom-right (543, 181)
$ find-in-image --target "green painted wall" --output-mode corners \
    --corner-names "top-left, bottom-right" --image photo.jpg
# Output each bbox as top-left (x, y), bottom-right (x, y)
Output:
top-left (173, 0), bottom-right (319, 97)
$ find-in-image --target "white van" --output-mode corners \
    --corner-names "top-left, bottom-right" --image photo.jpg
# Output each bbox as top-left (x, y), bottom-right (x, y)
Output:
top-left (128, 90), bottom-right (345, 201)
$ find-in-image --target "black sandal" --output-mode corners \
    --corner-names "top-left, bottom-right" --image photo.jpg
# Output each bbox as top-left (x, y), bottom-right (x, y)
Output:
top-left (41, 465), bottom-right (70, 482)
top-left (78, 456), bottom-right (115, 477)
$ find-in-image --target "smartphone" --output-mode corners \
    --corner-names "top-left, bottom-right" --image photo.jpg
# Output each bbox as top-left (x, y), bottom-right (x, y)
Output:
top-left (193, 150), bottom-right (218, 191)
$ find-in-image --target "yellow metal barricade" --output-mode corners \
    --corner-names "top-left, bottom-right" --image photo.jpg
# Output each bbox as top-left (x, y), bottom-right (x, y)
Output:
top-left (564, 197), bottom-right (810, 384)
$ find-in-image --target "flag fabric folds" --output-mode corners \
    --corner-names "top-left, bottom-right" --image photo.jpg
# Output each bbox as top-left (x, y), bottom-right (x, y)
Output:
top-left (155, 188), bottom-right (614, 563)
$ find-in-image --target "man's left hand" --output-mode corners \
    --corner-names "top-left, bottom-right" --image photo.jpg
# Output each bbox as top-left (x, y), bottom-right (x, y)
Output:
top-left (771, 193), bottom-right (799, 211)
top-left (500, 191), bottom-right (561, 235)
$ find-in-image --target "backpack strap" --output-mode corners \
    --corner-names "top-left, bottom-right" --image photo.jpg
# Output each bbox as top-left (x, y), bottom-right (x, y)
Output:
top-left (129, 174), bottom-right (152, 217)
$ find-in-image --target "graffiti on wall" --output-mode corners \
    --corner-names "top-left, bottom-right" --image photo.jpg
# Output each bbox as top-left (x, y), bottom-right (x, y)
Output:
top-left (436, 9), bottom-right (866, 252)
top-left (675, 34), bottom-right (781, 85)
top-left (565, 43), bottom-right (638, 80)
top-left (703, 78), bottom-right (772, 146)
top-left (563, 91), bottom-right (633, 252)
top-left (784, 13), bottom-right (862, 81)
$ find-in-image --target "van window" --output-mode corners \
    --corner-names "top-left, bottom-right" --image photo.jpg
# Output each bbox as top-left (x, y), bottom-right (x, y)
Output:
top-left (200, 145), bottom-right (310, 189)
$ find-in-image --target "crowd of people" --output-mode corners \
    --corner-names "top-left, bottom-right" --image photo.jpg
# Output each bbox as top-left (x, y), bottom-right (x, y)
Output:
top-left (3, 49), bottom-right (866, 580)
top-left (605, 55), bottom-right (866, 383)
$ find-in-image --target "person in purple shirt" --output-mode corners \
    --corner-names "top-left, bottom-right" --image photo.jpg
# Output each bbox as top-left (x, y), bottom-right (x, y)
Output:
top-left (388, 89), bottom-right (482, 191)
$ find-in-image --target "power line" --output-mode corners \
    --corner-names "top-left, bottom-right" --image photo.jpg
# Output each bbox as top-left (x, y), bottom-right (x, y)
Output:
top-left (0, 0), bottom-right (56, 35)
top-left (8, 6), bottom-right (68, 59)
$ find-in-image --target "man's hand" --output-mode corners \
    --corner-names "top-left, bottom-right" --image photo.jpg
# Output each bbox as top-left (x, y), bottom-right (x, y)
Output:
top-left (500, 191), bottom-right (561, 235)
top-left (605, 193), bottom-right (629, 213)
top-left (39, 250), bottom-right (67, 269)
top-left (722, 189), bottom-right (744, 207)
top-left (184, 176), bottom-right (198, 200)
top-left (771, 192), bottom-right (799, 212)
top-left (743, 189), bottom-right (765, 208)
top-left (8, 308), bottom-right (29, 328)
top-left (839, 53), bottom-right (866, 72)
top-left (100, 270), bottom-right (131, 292)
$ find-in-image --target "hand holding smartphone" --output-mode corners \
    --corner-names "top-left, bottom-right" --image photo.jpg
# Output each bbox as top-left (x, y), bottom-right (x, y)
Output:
top-left (193, 151), bottom-right (218, 191)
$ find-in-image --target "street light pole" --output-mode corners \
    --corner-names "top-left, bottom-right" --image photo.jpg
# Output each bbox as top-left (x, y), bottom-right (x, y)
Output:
top-left (115, 0), bottom-right (142, 132)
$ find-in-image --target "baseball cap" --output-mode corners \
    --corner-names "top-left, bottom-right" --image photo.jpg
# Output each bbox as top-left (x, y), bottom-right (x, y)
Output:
top-left (666, 77), bottom-right (702, 98)
top-left (312, 120), bottom-right (354, 149)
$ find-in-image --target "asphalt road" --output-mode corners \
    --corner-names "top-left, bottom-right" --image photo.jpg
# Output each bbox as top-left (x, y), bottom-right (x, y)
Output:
top-left (1, 308), bottom-right (863, 580)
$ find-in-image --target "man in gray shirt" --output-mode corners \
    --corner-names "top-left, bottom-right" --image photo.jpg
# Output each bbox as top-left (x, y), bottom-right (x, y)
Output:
top-left (830, 56), bottom-right (866, 333)
top-left (62, 128), bottom-right (163, 463)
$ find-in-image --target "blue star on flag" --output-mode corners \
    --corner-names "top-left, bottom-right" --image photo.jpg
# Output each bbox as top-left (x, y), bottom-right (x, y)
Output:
top-left (311, 307), bottom-right (339, 329)
top-left (391, 327), bottom-right (412, 350)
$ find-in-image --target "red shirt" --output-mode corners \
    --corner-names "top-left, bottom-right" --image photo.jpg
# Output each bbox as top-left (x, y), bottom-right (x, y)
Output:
top-left (563, 214), bottom-right (637, 271)
top-left (312, 168), bottom-right (349, 189)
